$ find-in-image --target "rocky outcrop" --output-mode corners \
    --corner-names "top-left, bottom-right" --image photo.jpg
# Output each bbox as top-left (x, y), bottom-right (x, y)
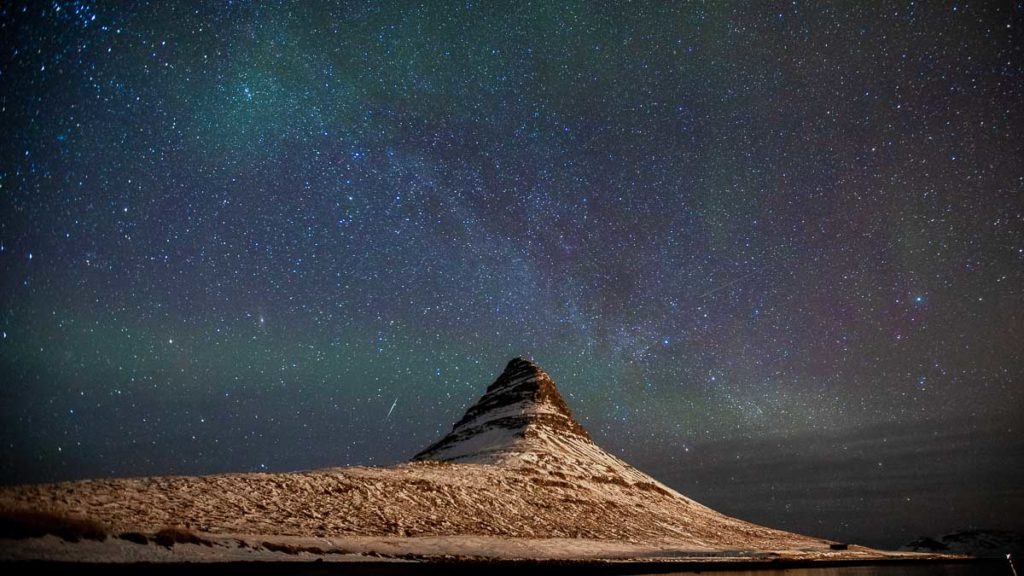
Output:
top-left (413, 357), bottom-right (590, 462)
top-left (901, 530), bottom-right (1023, 557)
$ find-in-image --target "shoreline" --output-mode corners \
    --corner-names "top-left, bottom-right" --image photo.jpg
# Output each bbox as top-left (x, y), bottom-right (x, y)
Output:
top-left (0, 532), bottom-right (981, 574)
top-left (0, 556), bottom-right (998, 575)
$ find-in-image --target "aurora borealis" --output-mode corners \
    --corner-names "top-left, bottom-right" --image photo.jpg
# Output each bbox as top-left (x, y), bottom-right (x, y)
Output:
top-left (1, 1), bottom-right (1022, 547)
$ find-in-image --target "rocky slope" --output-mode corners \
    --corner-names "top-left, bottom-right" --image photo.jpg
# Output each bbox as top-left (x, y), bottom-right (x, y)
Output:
top-left (0, 357), bottom-right (904, 562)
top-left (413, 358), bottom-right (686, 492)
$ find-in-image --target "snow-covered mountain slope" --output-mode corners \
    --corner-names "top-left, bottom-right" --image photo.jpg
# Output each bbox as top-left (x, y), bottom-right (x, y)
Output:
top-left (415, 358), bottom-right (699, 498)
top-left (0, 358), bottom-right (864, 558)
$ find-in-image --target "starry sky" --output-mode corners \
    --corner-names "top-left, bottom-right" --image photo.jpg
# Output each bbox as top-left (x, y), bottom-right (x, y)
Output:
top-left (1, 1), bottom-right (1022, 548)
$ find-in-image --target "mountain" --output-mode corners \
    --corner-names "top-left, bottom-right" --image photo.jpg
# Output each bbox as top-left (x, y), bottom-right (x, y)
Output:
top-left (0, 358), bottom-right (924, 564)
top-left (415, 357), bottom-right (593, 462)
top-left (412, 358), bottom-right (677, 490)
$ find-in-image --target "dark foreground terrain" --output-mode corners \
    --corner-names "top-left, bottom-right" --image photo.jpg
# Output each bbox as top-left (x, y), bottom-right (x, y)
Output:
top-left (1, 557), bottom-right (1007, 576)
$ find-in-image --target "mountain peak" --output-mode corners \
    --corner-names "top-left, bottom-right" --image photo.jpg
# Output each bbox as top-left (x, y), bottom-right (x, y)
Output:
top-left (412, 357), bottom-right (592, 463)
top-left (412, 358), bottom-right (687, 495)
top-left (460, 357), bottom-right (589, 440)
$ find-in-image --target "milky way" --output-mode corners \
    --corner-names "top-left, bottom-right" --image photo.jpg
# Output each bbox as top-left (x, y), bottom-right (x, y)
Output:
top-left (1, 1), bottom-right (1022, 547)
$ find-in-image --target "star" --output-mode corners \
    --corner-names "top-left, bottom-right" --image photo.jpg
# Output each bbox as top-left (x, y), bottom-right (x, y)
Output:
top-left (0, 0), bottom-right (1019, 549)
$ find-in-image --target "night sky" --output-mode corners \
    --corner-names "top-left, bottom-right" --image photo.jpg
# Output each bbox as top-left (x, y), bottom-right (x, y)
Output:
top-left (1, 1), bottom-right (1022, 548)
